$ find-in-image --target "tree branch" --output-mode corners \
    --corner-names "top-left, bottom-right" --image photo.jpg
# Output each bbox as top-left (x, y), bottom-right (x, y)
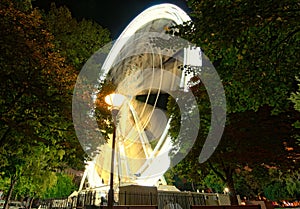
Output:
top-left (0, 126), bottom-right (10, 147)
top-left (270, 28), bottom-right (300, 52)
top-left (208, 160), bottom-right (227, 182)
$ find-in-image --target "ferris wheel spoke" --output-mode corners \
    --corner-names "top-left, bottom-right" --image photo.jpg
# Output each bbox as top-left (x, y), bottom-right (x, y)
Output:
top-left (135, 118), bottom-right (172, 176)
top-left (128, 103), bottom-right (153, 159)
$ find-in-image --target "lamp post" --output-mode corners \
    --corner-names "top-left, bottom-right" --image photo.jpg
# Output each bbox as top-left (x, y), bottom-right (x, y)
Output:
top-left (105, 93), bottom-right (125, 209)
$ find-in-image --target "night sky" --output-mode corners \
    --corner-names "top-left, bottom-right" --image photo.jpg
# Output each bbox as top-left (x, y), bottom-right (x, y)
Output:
top-left (33, 0), bottom-right (190, 39)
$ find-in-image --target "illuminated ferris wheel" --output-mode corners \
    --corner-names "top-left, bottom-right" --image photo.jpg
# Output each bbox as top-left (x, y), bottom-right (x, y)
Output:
top-left (76, 3), bottom-right (203, 191)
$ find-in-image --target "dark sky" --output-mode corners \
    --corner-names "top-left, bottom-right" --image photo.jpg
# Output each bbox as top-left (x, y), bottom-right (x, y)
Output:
top-left (33, 0), bottom-right (190, 39)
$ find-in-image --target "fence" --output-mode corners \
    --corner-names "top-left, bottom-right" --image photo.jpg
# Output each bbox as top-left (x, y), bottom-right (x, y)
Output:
top-left (157, 191), bottom-right (206, 209)
top-left (190, 205), bottom-right (262, 209)
top-left (38, 191), bottom-right (207, 209)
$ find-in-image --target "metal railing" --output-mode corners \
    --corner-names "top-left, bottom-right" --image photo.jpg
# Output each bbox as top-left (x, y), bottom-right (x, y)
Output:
top-left (38, 191), bottom-right (207, 209)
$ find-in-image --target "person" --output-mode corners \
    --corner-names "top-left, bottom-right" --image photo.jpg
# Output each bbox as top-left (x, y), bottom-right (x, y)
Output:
top-left (100, 196), bottom-right (107, 205)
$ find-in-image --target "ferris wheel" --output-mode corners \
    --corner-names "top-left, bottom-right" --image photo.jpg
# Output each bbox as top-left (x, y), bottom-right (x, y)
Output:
top-left (75, 3), bottom-right (203, 191)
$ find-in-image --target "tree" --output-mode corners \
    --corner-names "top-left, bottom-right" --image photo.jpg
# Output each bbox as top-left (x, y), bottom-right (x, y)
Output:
top-left (42, 3), bottom-right (112, 160)
top-left (0, 0), bottom-right (113, 203)
top-left (290, 77), bottom-right (300, 145)
top-left (2, 143), bottom-right (59, 201)
top-left (167, 0), bottom-right (300, 204)
top-left (42, 173), bottom-right (77, 199)
top-left (0, 0), bottom-right (80, 206)
top-left (290, 78), bottom-right (300, 112)
top-left (177, 0), bottom-right (300, 113)
top-left (263, 170), bottom-right (300, 201)
top-left (42, 3), bottom-right (111, 70)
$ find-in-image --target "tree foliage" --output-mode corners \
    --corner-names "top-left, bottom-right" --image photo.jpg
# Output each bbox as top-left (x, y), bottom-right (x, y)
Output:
top-left (177, 0), bottom-right (299, 113)
top-left (42, 173), bottom-right (77, 199)
top-left (290, 77), bottom-right (300, 145)
top-left (0, 0), bottom-right (112, 203)
top-left (167, 0), bottom-right (300, 204)
top-left (290, 77), bottom-right (300, 113)
top-left (263, 170), bottom-right (300, 201)
top-left (0, 0), bottom-right (89, 204)
top-left (8, 147), bottom-right (58, 200)
top-left (42, 3), bottom-right (111, 70)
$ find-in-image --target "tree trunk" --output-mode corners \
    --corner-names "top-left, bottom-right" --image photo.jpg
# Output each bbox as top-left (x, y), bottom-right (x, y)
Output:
top-left (208, 160), bottom-right (239, 205)
top-left (29, 197), bottom-right (34, 209)
top-left (3, 177), bottom-right (17, 209)
top-left (191, 181), bottom-right (196, 191)
top-left (225, 169), bottom-right (239, 205)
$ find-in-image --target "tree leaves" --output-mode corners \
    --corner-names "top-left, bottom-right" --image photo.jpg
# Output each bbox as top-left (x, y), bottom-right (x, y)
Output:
top-left (167, 0), bottom-right (300, 201)
top-left (43, 3), bottom-right (111, 70)
top-left (0, 0), bottom-right (80, 202)
top-left (179, 0), bottom-right (300, 113)
top-left (0, 0), bottom-right (112, 201)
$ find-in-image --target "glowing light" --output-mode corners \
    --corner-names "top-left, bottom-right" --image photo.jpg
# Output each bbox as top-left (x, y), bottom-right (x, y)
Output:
top-left (105, 93), bottom-right (125, 108)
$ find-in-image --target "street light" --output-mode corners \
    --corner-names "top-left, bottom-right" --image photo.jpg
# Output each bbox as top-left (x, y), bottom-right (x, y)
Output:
top-left (105, 93), bottom-right (125, 209)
